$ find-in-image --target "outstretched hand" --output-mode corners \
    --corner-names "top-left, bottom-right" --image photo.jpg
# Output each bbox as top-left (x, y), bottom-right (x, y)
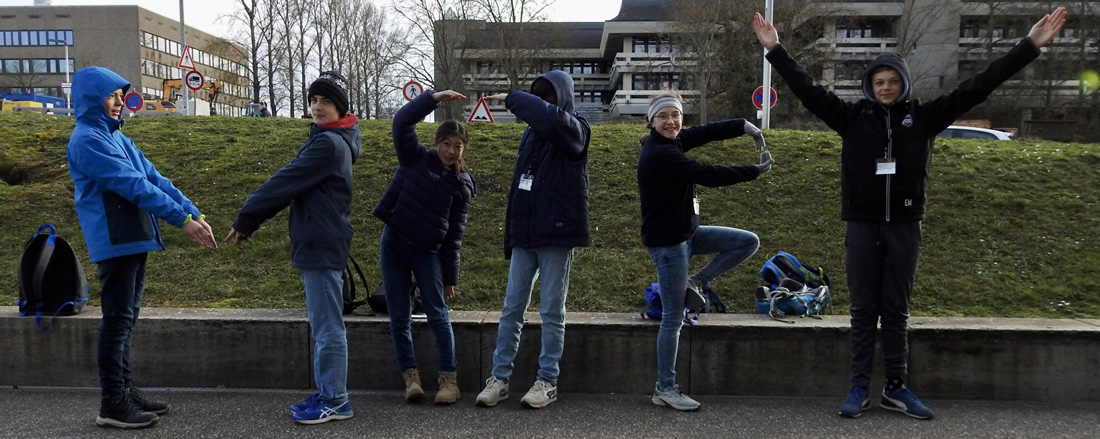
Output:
top-left (224, 227), bottom-right (249, 248)
top-left (432, 90), bottom-right (466, 102)
top-left (753, 12), bottom-right (779, 51)
top-left (1028, 7), bottom-right (1066, 48)
top-left (485, 92), bottom-right (508, 101)
top-left (183, 219), bottom-right (217, 249)
top-left (743, 121), bottom-right (766, 151)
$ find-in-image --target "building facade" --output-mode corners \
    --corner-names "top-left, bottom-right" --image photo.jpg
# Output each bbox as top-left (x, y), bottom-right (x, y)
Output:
top-left (444, 0), bottom-right (1097, 127)
top-left (0, 4), bottom-right (249, 116)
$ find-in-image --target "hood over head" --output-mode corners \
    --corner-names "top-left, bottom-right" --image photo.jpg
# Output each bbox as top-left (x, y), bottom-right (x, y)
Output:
top-left (861, 53), bottom-right (911, 104)
top-left (531, 69), bottom-right (576, 114)
top-left (72, 66), bottom-right (130, 130)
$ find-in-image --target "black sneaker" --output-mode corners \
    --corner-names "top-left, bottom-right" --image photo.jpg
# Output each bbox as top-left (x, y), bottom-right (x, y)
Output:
top-left (685, 278), bottom-right (708, 312)
top-left (96, 395), bottom-right (159, 429)
top-left (127, 387), bottom-right (171, 415)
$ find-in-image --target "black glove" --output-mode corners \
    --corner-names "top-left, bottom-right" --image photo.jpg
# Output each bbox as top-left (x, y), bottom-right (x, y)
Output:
top-left (743, 121), bottom-right (766, 151)
top-left (756, 151), bottom-right (774, 174)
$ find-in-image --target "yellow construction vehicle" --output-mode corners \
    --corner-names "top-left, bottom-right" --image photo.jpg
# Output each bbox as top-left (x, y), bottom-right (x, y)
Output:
top-left (151, 78), bottom-right (222, 115)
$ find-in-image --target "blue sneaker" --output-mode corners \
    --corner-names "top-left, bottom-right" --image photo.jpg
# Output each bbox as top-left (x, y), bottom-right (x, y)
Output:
top-left (292, 399), bottom-right (354, 425)
top-left (881, 386), bottom-right (935, 420)
top-left (838, 386), bottom-right (870, 418)
top-left (288, 393), bottom-right (320, 413)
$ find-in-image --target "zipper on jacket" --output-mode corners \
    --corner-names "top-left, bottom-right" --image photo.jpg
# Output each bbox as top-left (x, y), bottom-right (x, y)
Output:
top-left (884, 107), bottom-right (893, 222)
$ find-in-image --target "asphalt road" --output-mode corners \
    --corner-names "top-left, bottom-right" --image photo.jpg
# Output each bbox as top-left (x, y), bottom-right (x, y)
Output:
top-left (1, 387), bottom-right (1096, 439)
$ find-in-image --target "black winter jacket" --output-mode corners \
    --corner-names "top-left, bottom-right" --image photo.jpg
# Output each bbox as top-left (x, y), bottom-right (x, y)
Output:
top-left (637, 121), bottom-right (761, 247)
top-left (233, 115), bottom-right (362, 270)
top-left (503, 70), bottom-right (592, 257)
top-left (373, 91), bottom-right (475, 285)
top-left (766, 37), bottom-right (1040, 222)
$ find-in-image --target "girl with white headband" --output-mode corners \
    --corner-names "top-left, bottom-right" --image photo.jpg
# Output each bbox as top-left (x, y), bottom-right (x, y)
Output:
top-left (636, 93), bottom-right (774, 411)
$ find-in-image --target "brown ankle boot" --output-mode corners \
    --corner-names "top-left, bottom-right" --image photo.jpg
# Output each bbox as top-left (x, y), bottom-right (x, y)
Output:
top-left (435, 371), bottom-right (460, 404)
top-left (403, 369), bottom-right (424, 402)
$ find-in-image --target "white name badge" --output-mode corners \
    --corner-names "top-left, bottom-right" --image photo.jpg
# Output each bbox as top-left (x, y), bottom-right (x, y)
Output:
top-left (518, 174), bottom-right (534, 191)
top-left (876, 159), bottom-right (897, 175)
top-left (693, 197), bottom-right (700, 215)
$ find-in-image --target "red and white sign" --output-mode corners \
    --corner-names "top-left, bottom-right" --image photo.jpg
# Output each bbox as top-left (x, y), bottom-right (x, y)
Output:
top-left (402, 80), bottom-right (423, 101)
top-left (178, 45), bottom-right (196, 70)
top-left (124, 91), bottom-right (144, 112)
top-left (467, 97), bottom-right (494, 123)
top-left (752, 86), bottom-right (777, 110)
top-left (185, 70), bottom-right (205, 91)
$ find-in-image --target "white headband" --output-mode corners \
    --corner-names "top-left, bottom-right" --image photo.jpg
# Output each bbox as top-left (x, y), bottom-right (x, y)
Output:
top-left (647, 96), bottom-right (683, 123)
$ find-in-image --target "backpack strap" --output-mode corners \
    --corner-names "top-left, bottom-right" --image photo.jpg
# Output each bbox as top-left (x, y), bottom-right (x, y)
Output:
top-left (29, 225), bottom-right (76, 330)
top-left (345, 255), bottom-right (369, 313)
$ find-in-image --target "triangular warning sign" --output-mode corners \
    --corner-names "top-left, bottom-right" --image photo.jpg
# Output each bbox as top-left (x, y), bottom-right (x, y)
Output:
top-left (467, 97), bottom-right (494, 123)
top-left (178, 45), bottom-right (196, 70)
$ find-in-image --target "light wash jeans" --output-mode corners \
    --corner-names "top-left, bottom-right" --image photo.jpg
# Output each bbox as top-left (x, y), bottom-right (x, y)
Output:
top-left (380, 225), bottom-right (457, 372)
top-left (490, 246), bottom-right (575, 386)
top-left (647, 226), bottom-right (759, 390)
top-left (301, 268), bottom-right (349, 405)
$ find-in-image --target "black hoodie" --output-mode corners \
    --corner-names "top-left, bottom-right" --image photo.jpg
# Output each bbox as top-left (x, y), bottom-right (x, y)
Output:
top-left (766, 37), bottom-right (1040, 222)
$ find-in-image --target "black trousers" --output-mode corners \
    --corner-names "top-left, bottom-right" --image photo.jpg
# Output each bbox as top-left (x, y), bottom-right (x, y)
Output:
top-left (96, 252), bottom-right (148, 399)
top-left (845, 221), bottom-right (921, 388)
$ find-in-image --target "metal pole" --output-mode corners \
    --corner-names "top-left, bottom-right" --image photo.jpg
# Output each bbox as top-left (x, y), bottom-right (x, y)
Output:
top-left (762, 0), bottom-right (774, 129)
top-left (179, 0), bottom-right (188, 116)
top-left (64, 43), bottom-right (70, 110)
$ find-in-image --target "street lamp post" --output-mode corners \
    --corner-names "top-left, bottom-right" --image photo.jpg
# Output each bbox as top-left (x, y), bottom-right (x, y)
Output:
top-left (48, 38), bottom-right (71, 110)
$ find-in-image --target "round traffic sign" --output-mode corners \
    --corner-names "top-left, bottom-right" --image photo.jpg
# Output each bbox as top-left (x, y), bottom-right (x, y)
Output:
top-left (185, 70), bottom-right (205, 91)
top-left (753, 86), bottom-right (777, 110)
top-left (402, 80), bottom-right (423, 101)
top-left (124, 91), bottom-right (144, 112)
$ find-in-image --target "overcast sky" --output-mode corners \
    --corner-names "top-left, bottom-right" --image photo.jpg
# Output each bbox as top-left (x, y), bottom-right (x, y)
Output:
top-left (1, 0), bottom-right (623, 37)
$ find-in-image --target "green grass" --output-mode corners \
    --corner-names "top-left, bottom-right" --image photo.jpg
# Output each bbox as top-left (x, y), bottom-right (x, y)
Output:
top-left (2, 112), bottom-right (1098, 318)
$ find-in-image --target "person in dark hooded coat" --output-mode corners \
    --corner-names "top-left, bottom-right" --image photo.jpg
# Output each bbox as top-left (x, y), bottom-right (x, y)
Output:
top-left (753, 8), bottom-right (1066, 420)
top-left (226, 71), bottom-right (362, 425)
top-left (475, 70), bottom-right (591, 409)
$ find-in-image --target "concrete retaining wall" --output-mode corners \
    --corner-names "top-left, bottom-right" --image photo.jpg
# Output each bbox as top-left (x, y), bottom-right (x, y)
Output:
top-left (2, 307), bottom-right (1097, 401)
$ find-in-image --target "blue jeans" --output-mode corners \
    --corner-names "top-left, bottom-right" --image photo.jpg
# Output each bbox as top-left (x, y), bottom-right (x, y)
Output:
top-left (301, 268), bottom-right (349, 405)
top-left (647, 226), bottom-right (759, 390)
top-left (380, 226), bottom-right (456, 372)
top-left (97, 252), bottom-right (147, 398)
top-left (491, 246), bottom-right (574, 386)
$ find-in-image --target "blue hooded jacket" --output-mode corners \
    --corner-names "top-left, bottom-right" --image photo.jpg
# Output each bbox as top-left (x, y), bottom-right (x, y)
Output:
top-left (502, 70), bottom-right (592, 257)
top-left (232, 114), bottom-right (363, 270)
top-left (66, 67), bottom-right (203, 263)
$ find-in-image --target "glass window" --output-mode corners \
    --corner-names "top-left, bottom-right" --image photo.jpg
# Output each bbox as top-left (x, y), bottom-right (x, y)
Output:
top-left (2, 32), bottom-right (9, 46)
top-left (32, 59), bottom-right (47, 73)
top-left (633, 37), bottom-right (645, 53)
top-left (836, 26), bottom-right (847, 38)
top-left (38, 31), bottom-right (48, 44)
top-left (28, 31), bottom-right (38, 45)
top-left (20, 31), bottom-right (30, 45)
top-left (64, 30), bottom-right (73, 45)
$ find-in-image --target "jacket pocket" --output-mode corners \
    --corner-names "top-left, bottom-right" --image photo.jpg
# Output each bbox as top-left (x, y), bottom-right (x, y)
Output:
top-left (102, 191), bottom-right (155, 245)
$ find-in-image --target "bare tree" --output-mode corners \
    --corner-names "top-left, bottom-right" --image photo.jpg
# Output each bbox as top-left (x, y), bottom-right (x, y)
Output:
top-left (394, 0), bottom-right (477, 120)
top-left (474, 0), bottom-right (554, 92)
top-left (224, 0), bottom-right (264, 104)
top-left (665, 0), bottom-right (734, 124)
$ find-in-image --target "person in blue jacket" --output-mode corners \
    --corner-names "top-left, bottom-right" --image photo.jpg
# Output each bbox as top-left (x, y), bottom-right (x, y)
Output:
top-left (637, 93), bottom-right (773, 412)
top-left (66, 66), bottom-right (218, 429)
top-left (226, 71), bottom-right (362, 425)
top-left (754, 8), bottom-right (1065, 420)
top-left (476, 70), bottom-right (591, 409)
top-left (373, 89), bottom-right (475, 405)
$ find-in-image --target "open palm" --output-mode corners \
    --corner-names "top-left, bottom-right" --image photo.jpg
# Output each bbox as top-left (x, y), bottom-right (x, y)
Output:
top-left (1028, 7), bottom-right (1066, 48)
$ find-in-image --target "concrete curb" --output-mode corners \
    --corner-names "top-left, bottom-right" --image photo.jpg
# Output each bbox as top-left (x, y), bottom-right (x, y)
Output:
top-left (2, 307), bottom-right (1097, 401)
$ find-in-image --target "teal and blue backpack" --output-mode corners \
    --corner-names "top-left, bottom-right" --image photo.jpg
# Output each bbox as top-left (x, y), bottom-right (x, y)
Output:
top-left (759, 251), bottom-right (830, 290)
top-left (755, 252), bottom-right (831, 322)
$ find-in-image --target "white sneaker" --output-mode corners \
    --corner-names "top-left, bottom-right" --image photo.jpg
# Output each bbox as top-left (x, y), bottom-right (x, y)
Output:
top-left (520, 379), bottom-right (558, 409)
top-left (651, 385), bottom-right (700, 411)
top-left (475, 376), bottom-right (509, 407)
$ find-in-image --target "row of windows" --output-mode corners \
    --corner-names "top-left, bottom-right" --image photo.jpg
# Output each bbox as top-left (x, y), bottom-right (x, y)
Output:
top-left (142, 86), bottom-right (163, 100)
top-left (0, 30), bottom-right (73, 46)
top-left (0, 58), bottom-right (75, 75)
top-left (141, 59), bottom-right (183, 80)
top-left (631, 73), bottom-right (691, 91)
top-left (139, 31), bottom-right (248, 78)
top-left (476, 90), bottom-right (603, 103)
top-left (550, 61), bottom-right (606, 75)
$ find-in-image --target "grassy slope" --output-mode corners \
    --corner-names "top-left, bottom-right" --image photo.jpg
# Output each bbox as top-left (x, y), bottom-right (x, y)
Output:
top-left (1, 112), bottom-right (1097, 318)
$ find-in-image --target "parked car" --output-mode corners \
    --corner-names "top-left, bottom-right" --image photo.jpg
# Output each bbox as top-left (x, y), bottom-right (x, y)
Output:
top-left (937, 126), bottom-right (1014, 140)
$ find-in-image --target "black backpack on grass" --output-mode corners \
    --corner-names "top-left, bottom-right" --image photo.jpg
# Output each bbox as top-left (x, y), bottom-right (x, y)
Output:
top-left (17, 224), bottom-right (89, 330)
